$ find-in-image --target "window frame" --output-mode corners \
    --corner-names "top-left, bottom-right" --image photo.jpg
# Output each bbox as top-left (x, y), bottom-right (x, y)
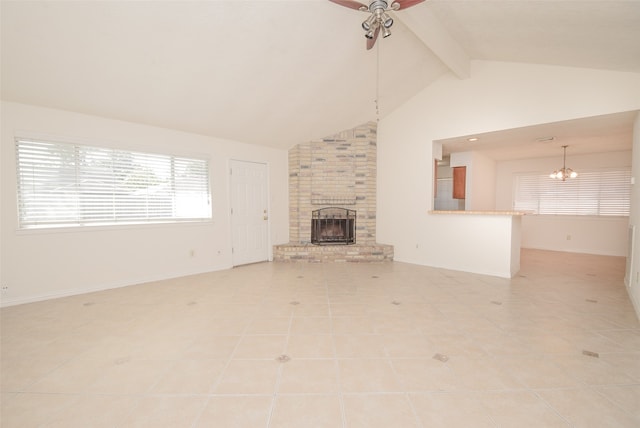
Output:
top-left (15, 137), bottom-right (213, 230)
top-left (512, 167), bottom-right (631, 217)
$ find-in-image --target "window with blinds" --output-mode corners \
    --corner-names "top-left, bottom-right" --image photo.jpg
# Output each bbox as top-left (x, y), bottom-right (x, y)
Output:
top-left (16, 138), bottom-right (211, 229)
top-left (513, 168), bottom-right (631, 216)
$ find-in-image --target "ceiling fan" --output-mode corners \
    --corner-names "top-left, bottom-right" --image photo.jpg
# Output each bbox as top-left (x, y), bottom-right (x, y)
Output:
top-left (329, 0), bottom-right (426, 50)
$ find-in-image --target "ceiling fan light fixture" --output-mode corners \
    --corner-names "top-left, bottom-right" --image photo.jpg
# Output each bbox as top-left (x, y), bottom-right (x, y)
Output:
top-left (381, 11), bottom-right (393, 28)
top-left (362, 14), bottom-right (376, 31)
top-left (329, 0), bottom-right (426, 49)
top-left (365, 20), bottom-right (380, 39)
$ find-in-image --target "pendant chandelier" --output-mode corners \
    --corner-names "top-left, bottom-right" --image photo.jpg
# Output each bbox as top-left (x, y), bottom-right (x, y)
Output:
top-left (550, 145), bottom-right (577, 181)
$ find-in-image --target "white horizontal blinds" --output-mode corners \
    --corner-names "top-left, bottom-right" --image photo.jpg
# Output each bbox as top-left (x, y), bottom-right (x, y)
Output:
top-left (597, 170), bottom-right (632, 215)
top-left (16, 140), bottom-right (79, 226)
top-left (16, 139), bottom-right (211, 228)
top-left (513, 175), bottom-right (540, 213)
top-left (513, 168), bottom-right (631, 216)
top-left (173, 156), bottom-right (210, 219)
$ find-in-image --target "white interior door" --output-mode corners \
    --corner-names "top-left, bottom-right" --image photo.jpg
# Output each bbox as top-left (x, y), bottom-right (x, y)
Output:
top-left (230, 160), bottom-right (269, 266)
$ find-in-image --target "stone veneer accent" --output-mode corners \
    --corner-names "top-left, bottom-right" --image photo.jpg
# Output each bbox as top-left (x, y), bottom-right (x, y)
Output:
top-left (274, 121), bottom-right (393, 262)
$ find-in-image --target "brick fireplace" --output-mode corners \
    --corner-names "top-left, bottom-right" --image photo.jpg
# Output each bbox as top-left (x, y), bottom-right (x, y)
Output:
top-left (273, 122), bottom-right (393, 262)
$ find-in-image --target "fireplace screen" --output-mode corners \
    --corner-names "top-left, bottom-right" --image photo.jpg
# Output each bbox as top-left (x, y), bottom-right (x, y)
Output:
top-left (311, 207), bottom-right (356, 245)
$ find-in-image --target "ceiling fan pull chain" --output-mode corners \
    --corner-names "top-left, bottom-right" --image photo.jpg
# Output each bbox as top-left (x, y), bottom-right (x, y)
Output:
top-left (375, 39), bottom-right (380, 121)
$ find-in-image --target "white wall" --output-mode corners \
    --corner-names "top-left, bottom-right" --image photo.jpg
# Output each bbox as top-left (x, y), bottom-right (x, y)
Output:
top-left (426, 213), bottom-right (520, 278)
top-left (628, 112), bottom-right (640, 316)
top-left (377, 60), bottom-right (640, 274)
top-left (496, 151), bottom-right (631, 256)
top-left (0, 102), bottom-right (289, 306)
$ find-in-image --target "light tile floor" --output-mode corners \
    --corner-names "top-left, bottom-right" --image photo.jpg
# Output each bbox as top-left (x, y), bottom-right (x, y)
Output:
top-left (1, 249), bottom-right (639, 427)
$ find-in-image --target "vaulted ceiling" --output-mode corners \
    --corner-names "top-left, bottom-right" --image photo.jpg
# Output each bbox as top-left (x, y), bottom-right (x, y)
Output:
top-left (2, 1), bottom-right (640, 153)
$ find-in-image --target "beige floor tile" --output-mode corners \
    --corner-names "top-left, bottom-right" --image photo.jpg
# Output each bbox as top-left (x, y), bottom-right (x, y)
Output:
top-left (290, 317), bottom-right (332, 334)
top-left (372, 315), bottom-right (425, 335)
top-left (427, 332), bottom-right (489, 357)
top-left (195, 396), bottom-right (273, 427)
top-left (256, 302), bottom-right (296, 317)
top-left (409, 392), bottom-right (495, 427)
top-left (0, 392), bottom-right (78, 428)
top-left (151, 359), bottom-right (227, 394)
top-left (193, 317), bottom-right (249, 335)
top-left (474, 333), bottom-right (538, 357)
top-left (86, 359), bottom-right (171, 394)
top-left (1, 356), bottom-right (68, 392)
top-left (278, 359), bottom-right (340, 393)
top-left (232, 334), bottom-right (288, 359)
top-left (333, 334), bottom-right (387, 358)
top-left (343, 394), bottom-right (420, 428)
top-left (596, 329), bottom-right (640, 351)
top-left (595, 384), bottom-right (640, 417)
top-left (25, 358), bottom-right (113, 393)
top-left (538, 388), bottom-right (640, 427)
top-left (391, 358), bottom-right (457, 392)
top-left (381, 334), bottom-right (436, 358)
top-left (213, 359), bottom-right (280, 394)
top-left (446, 357), bottom-right (524, 391)
top-left (119, 396), bottom-right (207, 428)
top-left (269, 394), bottom-right (343, 428)
top-left (331, 316), bottom-right (376, 334)
top-left (329, 303), bottom-right (369, 317)
top-left (73, 335), bottom-right (139, 361)
top-left (245, 317), bottom-right (291, 335)
top-left (338, 359), bottom-right (402, 392)
top-left (480, 390), bottom-right (570, 427)
top-left (286, 334), bottom-right (335, 358)
top-left (510, 330), bottom-right (578, 355)
top-left (292, 303), bottom-right (331, 317)
top-left (547, 354), bottom-right (637, 385)
top-left (43, 394), bottom-right (141, 428)
top-left (180, 335), bottom-right (240, 359)
top-left (599, 352), bottom-right (640, 380)
top-left (2, 249), bottom-right (639, 426)
top-left (417, 317), bottom-right (463, 336)
top-left (495, 356), bottom-right (583, 389)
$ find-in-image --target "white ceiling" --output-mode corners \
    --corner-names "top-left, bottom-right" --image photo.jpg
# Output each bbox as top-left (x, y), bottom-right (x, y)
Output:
top-left (437, 110), bottom-right (637, 161)
top-left (2, 0), bottom-right (640, 154)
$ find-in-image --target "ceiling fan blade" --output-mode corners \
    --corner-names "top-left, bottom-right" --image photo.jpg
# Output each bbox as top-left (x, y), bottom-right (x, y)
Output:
top-left (391, 0), bottom-right (426, 10)
top-left (366, 26), bottom-right (380, 50)
top-left (328, 0), bottom-right (369, 12)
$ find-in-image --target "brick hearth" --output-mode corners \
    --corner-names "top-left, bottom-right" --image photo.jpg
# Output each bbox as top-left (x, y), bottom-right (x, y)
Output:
top-left (274, 122), bottom-right (393, 263)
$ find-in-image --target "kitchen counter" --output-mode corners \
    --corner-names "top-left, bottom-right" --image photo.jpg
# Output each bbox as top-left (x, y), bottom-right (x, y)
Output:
top-left (426, 210), bottom-right (523, 278)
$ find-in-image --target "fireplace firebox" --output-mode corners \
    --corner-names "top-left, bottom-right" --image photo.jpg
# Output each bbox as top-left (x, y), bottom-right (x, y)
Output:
top-left (311, 207), bottom-right (356, 245)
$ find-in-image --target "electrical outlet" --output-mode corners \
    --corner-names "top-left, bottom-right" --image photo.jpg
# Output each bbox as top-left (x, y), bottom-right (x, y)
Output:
top-left (566, 235), bottom-right (572, 240)
top-left (1, 286), bottom-right (8, 294)
top-left (189, 249), bottom-right (195, 257)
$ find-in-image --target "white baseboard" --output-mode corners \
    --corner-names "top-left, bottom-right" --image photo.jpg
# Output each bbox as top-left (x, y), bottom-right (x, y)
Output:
top-left (628, 284), bottom-right (640, 322)
top-left (0, 264), bottom-right (233, 308)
